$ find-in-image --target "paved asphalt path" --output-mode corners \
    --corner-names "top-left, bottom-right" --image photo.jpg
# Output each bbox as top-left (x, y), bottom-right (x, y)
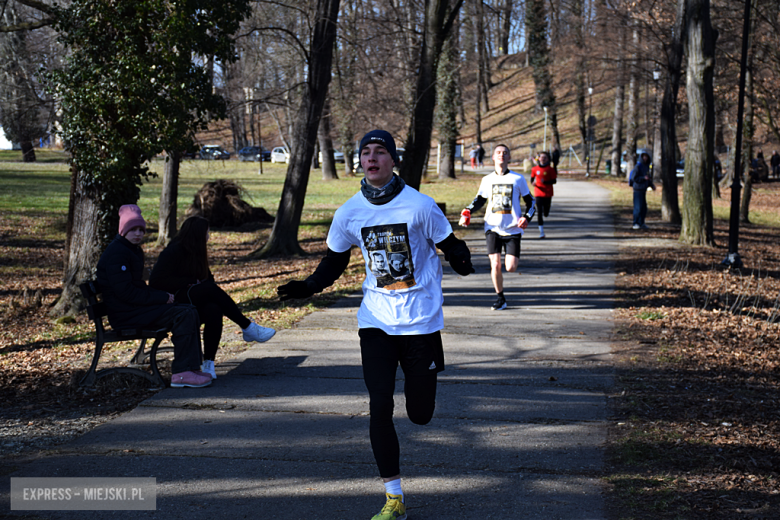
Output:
top-left (2, 174), bottom-right (617, 520)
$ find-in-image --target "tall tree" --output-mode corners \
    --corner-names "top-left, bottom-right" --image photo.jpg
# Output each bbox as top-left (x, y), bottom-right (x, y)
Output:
top-left (740, 16), bottom-right (755, 225)
top-left (48, 0), bottom-right (250, 316)
top-left (680, 0), bottom-right (716, 246)
top-left (658, 0), bottom-right (685, 224)
top-left (157, 151), bottom-right (181, 246)
top-left (610, 25), bottom-right (626, 176)
top-left (253, 0), bottom-right (341, 257)
top-left (526, 0), bottom-right (559, 150)
top-left (436, 18), bottom-right (461, 180)
top-left (572, 0), bottom-right (588, 157)
top-left (399, 0), bottom-right (464, 190)
top-left (0, 2), bottom-right (55, 162)
top-left (624, 24), bottom-right (641, 178)
top-left (319, 97), bottom-right (338, 180)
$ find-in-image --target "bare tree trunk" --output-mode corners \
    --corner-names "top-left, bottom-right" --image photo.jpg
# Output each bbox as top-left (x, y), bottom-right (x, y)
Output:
top-left (624, 25), bottom-right (641, 179)
top-left (473, 0), bottom-right (490, 110)
top-left (252, 0), bottom-right (340, 258)
top-left (157, 151), bottom-right (181, 246)
top-left (51, 168), bottom-right (103, 317)
top-left (437, 17), bottom-right (460, 180)
top-left (740, 42), bottom-right (755, 224)
top-left (659, 0), bottom-right (686, 224)
top-left (319, 100), bottom-right (338, 180)
top-left (573, 0), bottom-right (587, 156)
top-left (680, 0), bottom-right (716, 246)
top-left (499, 0), bottom-right (513, 55)
top-left (20, 140), bottom-right (35, 162)
top-left (610, 25), bottom-right (626, 177)
top-left (400, 0), bottom-right (464, 190)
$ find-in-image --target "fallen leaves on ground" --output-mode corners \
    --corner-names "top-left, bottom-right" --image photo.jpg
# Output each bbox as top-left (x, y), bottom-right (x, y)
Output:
top-left (600, 178), bottom-right (780, 519)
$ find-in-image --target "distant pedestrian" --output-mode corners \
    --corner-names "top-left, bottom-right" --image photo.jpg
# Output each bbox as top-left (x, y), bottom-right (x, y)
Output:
top-left (628, 151), bottom-right (655, 229)
top-left (150, 216), bottom-right (276, 379)
top-left (551, 145), bottom-right (561, 169)
top-left (277, 129), bottom-right (474, 520)
top-left (476, 144), bottom-right (485, 167)
top-left (756, 150), bottom-right (769, 182)
top-left (771, 150), bottom-right (780, 179)
top-left (459, 144), bottom-right (536, 311)
top-left (530, 151), bottom-right (557, 239)
top-left (469, 147), bottom-right (477, 169)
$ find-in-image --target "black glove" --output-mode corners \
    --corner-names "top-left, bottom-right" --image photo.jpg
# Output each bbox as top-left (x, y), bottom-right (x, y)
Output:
top-left (277, 280), bottom-right (316, 301)
top-left (444, 242), bottom-right (475, 276)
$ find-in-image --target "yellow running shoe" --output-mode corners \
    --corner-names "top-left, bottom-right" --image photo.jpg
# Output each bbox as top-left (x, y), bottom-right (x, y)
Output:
top-left (371, 493), bottom-right (407, 520)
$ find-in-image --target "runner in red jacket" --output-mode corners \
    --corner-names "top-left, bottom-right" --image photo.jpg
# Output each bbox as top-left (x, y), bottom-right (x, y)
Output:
top-left (530, 151), bottom-right (557, 239)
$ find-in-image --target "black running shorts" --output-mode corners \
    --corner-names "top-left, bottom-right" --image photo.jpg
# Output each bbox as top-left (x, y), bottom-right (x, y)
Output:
top-left (485, 231), bottom-right (521, 257)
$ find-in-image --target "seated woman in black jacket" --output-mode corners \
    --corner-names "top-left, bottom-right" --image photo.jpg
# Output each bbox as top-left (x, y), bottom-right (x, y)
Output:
top-left (150, 216), bottom-right (275, 379)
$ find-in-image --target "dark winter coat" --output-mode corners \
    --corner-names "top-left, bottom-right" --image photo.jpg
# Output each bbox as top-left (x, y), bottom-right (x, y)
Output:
top-left (96, 235), bottom-right (170, 329)
top-left (629, 161), bottom-right (654, 191)
top-left (149, 241), bottom-right (214, 295)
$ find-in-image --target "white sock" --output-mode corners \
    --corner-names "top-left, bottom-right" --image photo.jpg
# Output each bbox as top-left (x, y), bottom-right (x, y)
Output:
top-left (384, 478), bottom-right (403, 500)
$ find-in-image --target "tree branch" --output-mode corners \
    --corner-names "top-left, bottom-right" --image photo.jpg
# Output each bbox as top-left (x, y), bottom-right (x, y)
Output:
top-left (0, 17), bottom-right (55, 32)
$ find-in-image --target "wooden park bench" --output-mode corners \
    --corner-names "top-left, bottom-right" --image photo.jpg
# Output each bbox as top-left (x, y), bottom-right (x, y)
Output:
top-left (79, 281), bottom-right (172, 389)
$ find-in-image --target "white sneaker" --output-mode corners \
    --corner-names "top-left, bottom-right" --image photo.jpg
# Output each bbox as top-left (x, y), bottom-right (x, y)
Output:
top-left (632, 224), bottom-right (641, 230)
top-left (242, 322), bottom-right (276, 343)
top-left (201, 359), bottom-right (217, 379)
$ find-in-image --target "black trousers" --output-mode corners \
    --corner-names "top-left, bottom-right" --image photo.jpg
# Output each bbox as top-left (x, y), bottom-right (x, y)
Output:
top-left (174, 281), bottom-right (251, 360)
top-left (359, 328), bottom-right (443, 478)
top-left (536, 196), bottom-right (552, 225)
top-left (143, 304), bottom-right (202, 374)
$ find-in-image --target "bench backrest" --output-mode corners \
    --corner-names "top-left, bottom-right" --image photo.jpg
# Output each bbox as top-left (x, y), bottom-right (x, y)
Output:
top-left (79, 281), bottom-right (110, 338)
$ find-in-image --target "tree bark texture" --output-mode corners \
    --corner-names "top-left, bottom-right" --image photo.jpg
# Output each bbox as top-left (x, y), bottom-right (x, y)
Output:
top-left (624, 25), bottom-right (641, 179)
top-left (400, 0), bottom-right (464, 190)
top-left (157, 151), bottom-right (181, 246)
top-left (680, 0), bottom-right (716, 246)
top-left (610, 25), bottom-right (626, 177)
top-left (572, 0), bottom-right (587, 155)
top-left (659, 0), bottom-right (685, 224)
top-left (740, 41), bottom-right (755, 224)
top-left (51, 169), bottom-right (103, 316)
top-left (319, 99), bottom-right (338, 181)
top-left (253, 0), bottom-right (340, 257)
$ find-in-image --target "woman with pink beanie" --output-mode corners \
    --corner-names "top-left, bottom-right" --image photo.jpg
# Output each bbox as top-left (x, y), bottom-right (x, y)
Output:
top-left (96, 204), bottom-right (211, 388)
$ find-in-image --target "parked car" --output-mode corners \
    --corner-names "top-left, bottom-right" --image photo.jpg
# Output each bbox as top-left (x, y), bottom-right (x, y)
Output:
top-left (270, 146), bottom-right (290, 164)
top-left (676, 157), bottom-right (722, 180)
top-left (352, 147), bottom-right (404, 171)
top-left (318, 150), bottom-right (345, 163)
top-left (238, 146), bottom-right (271, 162)
top-left (620, 148), bottom-right (653, 174)
top-left (198, 145), bottom-right (230, 160)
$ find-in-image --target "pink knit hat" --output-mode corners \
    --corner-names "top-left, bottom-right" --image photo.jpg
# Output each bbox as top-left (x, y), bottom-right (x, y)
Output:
top-left (118, 204), bottom-right (146, 236)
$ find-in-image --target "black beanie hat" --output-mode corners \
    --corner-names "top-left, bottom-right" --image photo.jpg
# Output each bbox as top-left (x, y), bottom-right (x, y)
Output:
top-left (359, 129), bottom-right (399, 165)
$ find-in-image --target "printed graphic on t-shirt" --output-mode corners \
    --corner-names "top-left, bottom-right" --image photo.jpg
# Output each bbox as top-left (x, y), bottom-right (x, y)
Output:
top-left (491, 184), bottom-right (513, 214)
top-left (362, 224), bottom-right (416, 290)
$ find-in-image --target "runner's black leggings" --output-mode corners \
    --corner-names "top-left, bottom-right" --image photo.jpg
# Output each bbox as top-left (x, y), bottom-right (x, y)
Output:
top-left (174, 281), bottom-right (251, 360)
top-left (359, 329), bottom-right (439, 478)
top-left (536, 196), bottom-right (552, 225)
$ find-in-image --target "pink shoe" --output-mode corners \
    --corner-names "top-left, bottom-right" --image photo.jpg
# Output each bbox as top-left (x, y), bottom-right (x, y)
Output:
top-left (171, 371), bottom-right (212, 388)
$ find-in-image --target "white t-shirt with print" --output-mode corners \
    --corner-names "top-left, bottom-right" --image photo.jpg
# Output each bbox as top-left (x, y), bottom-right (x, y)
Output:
top-left (327, 185), bottom-right (453, 335)
top-left (476, 170), bottom-right (531, 236)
